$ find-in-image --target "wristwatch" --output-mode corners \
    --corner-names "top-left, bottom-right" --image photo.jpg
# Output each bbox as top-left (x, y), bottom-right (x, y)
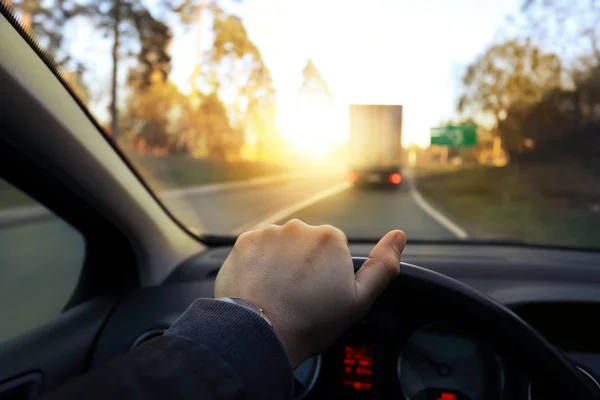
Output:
top-left (216, 297), bottom-right (272, 326)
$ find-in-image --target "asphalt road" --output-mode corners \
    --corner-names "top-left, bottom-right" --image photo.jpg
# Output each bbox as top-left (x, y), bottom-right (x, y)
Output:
top-left (0, 174), bottom-right (456, 342)
top-left (161, 175), bottom-right (456, 239)
top-left (161, 175), bottom-right (348, 234)
top-left (274, 184), bottom-right (456, 240)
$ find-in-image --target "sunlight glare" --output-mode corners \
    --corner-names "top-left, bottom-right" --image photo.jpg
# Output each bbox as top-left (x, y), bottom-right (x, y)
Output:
top-left (281, 97), bottom-right (347, 159)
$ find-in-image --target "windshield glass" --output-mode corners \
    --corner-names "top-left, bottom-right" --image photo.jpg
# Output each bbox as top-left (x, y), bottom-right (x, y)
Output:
top-left (7, 0), bottom-right (600, 248)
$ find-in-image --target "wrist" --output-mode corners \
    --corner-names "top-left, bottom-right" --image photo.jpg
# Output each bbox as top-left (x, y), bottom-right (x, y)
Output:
top-left (216, 297), bottom-right (304, 368)
top-left (165, 298), bottom-right (294, 397)
top-left (215, 297), bottom-right (273, 326)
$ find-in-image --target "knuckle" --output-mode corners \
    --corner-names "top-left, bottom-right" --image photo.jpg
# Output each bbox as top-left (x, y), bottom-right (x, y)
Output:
top-left (235, 231), bottom-right (254, 246)
top-left (262, 223), bottom-right (279, 233)
top-left (284, 218), bottom-right (306, 230)
top-left (319, 225), bottom-right (346, 243)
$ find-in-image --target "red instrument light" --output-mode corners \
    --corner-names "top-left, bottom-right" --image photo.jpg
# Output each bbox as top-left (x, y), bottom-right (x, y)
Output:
top-left (352, 382), bottom-right (372, 390)
top-left (436, 392), bottom-right (457, 400)
top-left (343, 345), bottom-right (374, 391)
top-left (389, 172), bottom-right (402, 184)
top-left (348, 172), bottom-right (358, 183)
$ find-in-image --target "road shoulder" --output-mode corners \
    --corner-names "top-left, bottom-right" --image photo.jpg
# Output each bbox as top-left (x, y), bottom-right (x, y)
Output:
top-left (405, 170), bottom-right (469, 239)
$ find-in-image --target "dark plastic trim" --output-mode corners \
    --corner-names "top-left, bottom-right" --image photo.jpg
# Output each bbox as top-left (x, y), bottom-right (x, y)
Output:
top-left (0, 372), bottom-right (43, 399)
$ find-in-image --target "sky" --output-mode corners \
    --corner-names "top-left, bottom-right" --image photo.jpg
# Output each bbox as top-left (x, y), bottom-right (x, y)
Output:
top-left (169, 0), bottom-right (523, 147)
top-left (68, 0), bottom-right (524, 148)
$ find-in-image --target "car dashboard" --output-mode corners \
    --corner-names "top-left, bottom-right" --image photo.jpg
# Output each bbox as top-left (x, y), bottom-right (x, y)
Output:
top-left (90, 243), bottom-right (600, 400)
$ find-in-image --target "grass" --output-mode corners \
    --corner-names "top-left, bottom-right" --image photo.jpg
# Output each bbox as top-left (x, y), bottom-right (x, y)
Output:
top-left (415, 164), bottom-right (600, 250)
top-left (0, 153), bottom-right (293, 210)
top-left (122, 151), bottom-right (293, 191)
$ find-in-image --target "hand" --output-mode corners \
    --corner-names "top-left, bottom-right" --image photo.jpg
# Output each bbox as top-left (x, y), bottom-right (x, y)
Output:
top-left (214, 219), bottom-right (406, 368)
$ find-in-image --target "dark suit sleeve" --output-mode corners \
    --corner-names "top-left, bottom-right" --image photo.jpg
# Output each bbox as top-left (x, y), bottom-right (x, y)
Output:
top-left (43, 299), bottom-right (293, 400)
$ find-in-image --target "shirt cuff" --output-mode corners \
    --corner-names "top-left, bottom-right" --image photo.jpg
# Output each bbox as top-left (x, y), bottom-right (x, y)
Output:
top-left (165, 298), bottom-right (293, 400)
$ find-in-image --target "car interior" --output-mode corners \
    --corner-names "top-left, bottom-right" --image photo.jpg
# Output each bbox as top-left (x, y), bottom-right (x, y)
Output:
top-left (2, 4), bottom-right (600, 400)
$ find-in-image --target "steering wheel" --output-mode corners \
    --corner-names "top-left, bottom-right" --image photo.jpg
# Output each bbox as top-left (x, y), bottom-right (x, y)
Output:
top-left (351, 257), bottom-right (600, 399)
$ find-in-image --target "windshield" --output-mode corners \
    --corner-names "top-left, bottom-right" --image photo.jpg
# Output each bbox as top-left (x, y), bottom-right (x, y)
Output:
top-left (6, 0), bottom-right (600, 249)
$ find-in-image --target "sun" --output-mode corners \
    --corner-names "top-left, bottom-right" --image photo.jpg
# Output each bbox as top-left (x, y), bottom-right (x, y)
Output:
top-left (279, 100), bottom-right (348, 159)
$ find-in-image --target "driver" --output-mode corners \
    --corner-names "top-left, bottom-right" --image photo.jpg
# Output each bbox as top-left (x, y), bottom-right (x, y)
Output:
top-left (43, 219), bottom-right (406, 399)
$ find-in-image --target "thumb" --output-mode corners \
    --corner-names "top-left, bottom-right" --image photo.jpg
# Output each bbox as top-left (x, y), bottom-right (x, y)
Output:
top-left (354, 230), bottom-right (406, 310)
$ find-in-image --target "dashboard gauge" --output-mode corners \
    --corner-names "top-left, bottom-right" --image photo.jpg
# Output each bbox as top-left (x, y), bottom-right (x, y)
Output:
top-left (293, 355), bottom-right (322, 399)
top-left (398, 322), bottom-right (504, 400)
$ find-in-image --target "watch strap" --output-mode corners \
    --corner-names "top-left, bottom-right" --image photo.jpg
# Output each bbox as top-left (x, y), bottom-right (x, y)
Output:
top-left (216, 297), bottom-right (272, 326)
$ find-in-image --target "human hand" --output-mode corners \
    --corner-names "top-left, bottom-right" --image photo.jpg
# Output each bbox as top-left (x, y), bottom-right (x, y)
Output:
top-left (214, 219), bottom-right (406, 368)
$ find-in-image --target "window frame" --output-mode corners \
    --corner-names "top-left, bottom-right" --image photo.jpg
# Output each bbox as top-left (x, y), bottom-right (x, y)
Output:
top-left (0, 138), bottom-right (138, 309)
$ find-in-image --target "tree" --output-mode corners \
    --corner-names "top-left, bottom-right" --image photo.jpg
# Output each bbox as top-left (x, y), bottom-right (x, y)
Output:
top-left (244, 95), bottom-right (282, 161)
top-left (166, 0), bottom-right (241, 97)
top-left (167, 0), bottom-right (212, 97)
top-left (5, 0), bottom-right (86, 63)
top-left (196, 92), bottom-right (233, 157)
top-left (123, 72), bottom-right (187, 150)
top-left (459, 39), bottom-right (562, 122)
top-left (62, 66), bottom-right (91, 105)
top-left (299, 60), bottom-right (332, 101)
top-left (209, 14), bottom-right (276, 158)
top-left (166, 3), bottom-right (276, 159)
top-left (7, 1), bottom-right (92, 107)
top-left (458, 39), bottom-right (562, 157)
top-left (70, 0), bottom-right (173, 138)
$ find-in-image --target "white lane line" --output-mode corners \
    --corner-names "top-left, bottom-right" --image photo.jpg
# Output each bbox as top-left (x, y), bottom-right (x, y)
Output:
top-left (409, 184), bottom-right (469, 239)
top-left (233, 182), bottom-right (352, 234)
top-left (160, 173), bottom-right (311, 198)
top-left (0, 173), bottom-right (314, 225)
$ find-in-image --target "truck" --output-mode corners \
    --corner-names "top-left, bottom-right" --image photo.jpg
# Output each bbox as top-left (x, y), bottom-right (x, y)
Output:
top-left (347, 104), bottom-right (403, 188)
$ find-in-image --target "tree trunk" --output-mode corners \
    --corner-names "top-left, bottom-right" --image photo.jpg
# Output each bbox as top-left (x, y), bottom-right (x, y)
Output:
top-left (190, 0), bottom-right (206, 98)
top-left (185, 0), bottom-right (206, 156)
top-left (588, 29), bottom-right (600, 65)
top-left (110, 0), bottom-right (121, 139)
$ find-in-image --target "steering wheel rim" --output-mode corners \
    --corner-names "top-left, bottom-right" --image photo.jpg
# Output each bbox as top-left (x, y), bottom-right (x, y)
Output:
top-left (352, 257), bottom-right (600, 399)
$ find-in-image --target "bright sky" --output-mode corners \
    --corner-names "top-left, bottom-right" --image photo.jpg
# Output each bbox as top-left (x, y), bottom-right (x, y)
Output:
top-left (168, 0), bottom-right (523, 147)
top-left (69, 0), bottom-right (523, 148)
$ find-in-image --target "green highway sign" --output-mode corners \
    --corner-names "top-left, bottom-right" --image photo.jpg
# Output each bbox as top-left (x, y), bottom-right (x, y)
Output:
top-left (430, 124), bottom-right (477, 147)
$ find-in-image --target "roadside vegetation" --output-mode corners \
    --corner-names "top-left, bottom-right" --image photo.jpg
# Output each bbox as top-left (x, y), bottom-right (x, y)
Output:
top-left (419, 0), bottom-right (600, 250)
top-left (123, 152), bottom-right (293, 190)
top-left (416, 164), bottom-right (600, 249)
top-left (1, 1), bottom-right (328, 212)
top-left (0, 156), bottom-right (292, 210)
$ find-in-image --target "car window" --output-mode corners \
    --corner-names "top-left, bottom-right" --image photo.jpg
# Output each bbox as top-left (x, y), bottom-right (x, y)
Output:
top-left (0, 178), bottom-right (85, 343)
top-left (5, 1), bottom-right (600, 251)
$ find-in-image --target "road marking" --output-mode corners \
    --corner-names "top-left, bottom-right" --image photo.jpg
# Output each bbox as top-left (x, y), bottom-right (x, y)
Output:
top-left (160, 173), bottom-right (310, 198)
top-left (409, 185), bottom-right (469, 239)
top-left (233, 182), bottom-right (352, 234)
top-left (0, 173), bottom-right (314, 226)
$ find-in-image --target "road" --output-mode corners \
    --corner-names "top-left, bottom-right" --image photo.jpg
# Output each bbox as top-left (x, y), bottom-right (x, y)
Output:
top-left (0, 174), bottom-right (458, 342)
top-left (273, 184), bottom-right (456, 239)
top-left (160, 175), bottom-right (457, 239)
